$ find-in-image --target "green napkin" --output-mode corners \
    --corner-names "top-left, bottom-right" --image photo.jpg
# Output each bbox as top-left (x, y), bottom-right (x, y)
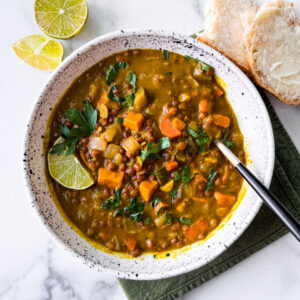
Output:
top-left (118, 89), bottom-right (300, 300)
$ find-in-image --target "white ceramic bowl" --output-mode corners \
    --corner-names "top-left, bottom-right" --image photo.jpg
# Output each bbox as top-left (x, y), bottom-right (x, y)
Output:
top-left (23, 30), bottom-right (275, 280)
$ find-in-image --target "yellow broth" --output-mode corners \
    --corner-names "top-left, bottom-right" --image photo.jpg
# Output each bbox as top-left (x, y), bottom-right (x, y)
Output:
top-left (47, 49), bottom-right (245, 257)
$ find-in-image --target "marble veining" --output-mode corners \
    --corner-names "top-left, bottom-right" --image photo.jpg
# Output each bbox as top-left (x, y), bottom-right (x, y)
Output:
top-left (1, 0), bottom-right (300, 299)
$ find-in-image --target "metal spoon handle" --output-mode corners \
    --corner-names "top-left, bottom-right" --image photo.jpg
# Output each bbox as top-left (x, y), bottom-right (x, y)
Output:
top-left (215, 140), bottom-right (300, 242)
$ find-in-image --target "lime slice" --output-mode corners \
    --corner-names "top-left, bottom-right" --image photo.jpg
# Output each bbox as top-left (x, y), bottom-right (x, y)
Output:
top-left (34, 0), bottom-right (88, 39)
top-left (13, 35), bottom-right (63, 71)
top-left (48, 138), bottom-right (95, 190)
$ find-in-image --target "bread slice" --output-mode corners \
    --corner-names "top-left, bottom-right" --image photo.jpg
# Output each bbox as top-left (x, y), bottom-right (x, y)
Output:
top-left (197, 0), bottom-right (258, 72)
top-left (244, 0), bottom-right (300, 105)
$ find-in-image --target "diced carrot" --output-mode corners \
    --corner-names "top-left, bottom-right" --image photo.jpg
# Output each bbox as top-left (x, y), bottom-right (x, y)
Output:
top-left (194, 173), bottom-right (207, 183)
top-left (165, 161), bottom-right (178, 171)
top-left (124, 236), bottom-right (136, 251)
top-left (172, 118), bottom-right (186, 131)
top-left (160, 117), bottom-right (181, 138)
top-left (79, 150), bottom-right (89, 167)
top-left (213, 86), bottom-right (224, 97)
top-left (97, 168), bottom-right (124, 189)
top-left (213, 114), bottom-right (231, 128)
top-left (154, 201), bottom-right (168, 215)
top-left (199, 99), bottom-right (209, 113)
top-left (124, 111), bottom-right (144, 132)
top-left (139, 179), bottom-right (158, 202)
top-left (98, 91), bottom-right (110, 105)
top-left (176, 202), bottom-right (186, 213)
top-left (214, 192), bottom-right (236, 207)
top-left (186, 218), bottom-right (208, 242)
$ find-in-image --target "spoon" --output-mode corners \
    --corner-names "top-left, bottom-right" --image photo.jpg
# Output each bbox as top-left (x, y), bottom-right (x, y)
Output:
top-left (215, 140), bottom-right (300, 242)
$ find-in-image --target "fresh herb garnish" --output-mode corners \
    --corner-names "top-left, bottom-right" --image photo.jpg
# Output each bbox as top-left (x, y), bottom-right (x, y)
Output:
top-left (187, 127), bottom-right (210, 153)
top-left (122, 93), bottom-right (135, 107)
top-left (165, 211), bottom-right (172, 225)
top-left (166, 72), bottom-right (173, 76)
top-left (108, 84), bottom-right (124, 103)
top-left (108, 85), bottom-right (135, 107)
top-left (150, 196), bottom-right (161, 208)
top-left (178, 216), bottom-right (192, 225)
top-left (221, 128), bottom-right (236, 148)
top-left (144, 216), bottom-right (151, 225)
top-left (123, 197), bottom-right (145, 222)
top-left (141, 137), bottom-right (171, 161)
top-left (157, 206), bottom-right (167, 216)
top-left (184, 55), bottom-right (211, 72)
top-left (181, 166), bottom-right (199, 184)
top-left (173, 171), bottom-right (181, 181)
top-left (205, 168), bottom-right (217, 191)
top-left (113, 209), bottom-right (125, 217)
top-left (163, 50), bottom-right (169, 60)
top-left (127, 72), bottom-right (137, 92)
top-left (171, 188), bottom-right (178, 203)
top-left (50, 101), bottom-right (97, 156)
top-left (116, 117), bottom-right (123, 124)
top-left (106, 61), bottom-right (129, 85)
top-left (102, 189), bottom-right (122, 209)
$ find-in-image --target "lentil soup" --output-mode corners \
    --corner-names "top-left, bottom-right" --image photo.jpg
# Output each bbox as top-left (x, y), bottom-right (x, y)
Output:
top-left (46, 49), bottom-right (245, 257)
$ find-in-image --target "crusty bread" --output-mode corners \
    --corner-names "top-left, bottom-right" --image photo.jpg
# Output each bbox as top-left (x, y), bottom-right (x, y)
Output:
top-left (198, 0), bottom-right (258, 72)
top-left (244, 0), bottom-right (300, 105)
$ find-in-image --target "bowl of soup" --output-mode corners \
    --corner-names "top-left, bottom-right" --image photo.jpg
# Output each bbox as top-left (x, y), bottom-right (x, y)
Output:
top-left (23, 30), bottom-right (274, 279)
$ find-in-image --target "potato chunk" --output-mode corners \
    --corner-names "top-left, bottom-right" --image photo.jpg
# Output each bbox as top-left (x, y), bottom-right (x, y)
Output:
top-left (134, 88), bottom-right (147, 111)
top-left (121, 136), bottom-right (140, 154)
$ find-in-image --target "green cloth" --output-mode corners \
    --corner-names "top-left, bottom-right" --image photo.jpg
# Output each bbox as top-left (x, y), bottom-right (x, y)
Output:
top-left (118, 90), bottom-right (300, 300)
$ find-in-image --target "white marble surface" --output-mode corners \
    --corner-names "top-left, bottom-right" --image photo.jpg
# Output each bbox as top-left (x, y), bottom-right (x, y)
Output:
top-left (1, 0), bottom-right (300, 299)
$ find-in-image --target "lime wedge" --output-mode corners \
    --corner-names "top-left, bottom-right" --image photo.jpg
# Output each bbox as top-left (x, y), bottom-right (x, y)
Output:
top-left (13, 35), bottom-right (63, 71)
top-left (34, 0), bottom-right (88, 39)
top-left (48, 138), bottom-right (95, 190)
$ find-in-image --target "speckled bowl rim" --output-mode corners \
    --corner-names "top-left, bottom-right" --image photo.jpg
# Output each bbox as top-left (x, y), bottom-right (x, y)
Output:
top-left (23, 29), bottom-right (275, 280)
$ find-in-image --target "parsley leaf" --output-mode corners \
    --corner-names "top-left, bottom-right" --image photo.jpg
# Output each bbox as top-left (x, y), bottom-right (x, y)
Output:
top-left (181, 166), bottom-right (198, 184)
top-left (221, 128), bottom-right (236, 148)
top-left (116, 117), bottom-right (123, 124)
top-left (166, 72), bottom-right (173, 76)
top-left (173, 171), bottom-right (181, 181)
top-left (59, 125), bottom-right (70, 138)
top-left (102, 189), bottom-right (122, 209)
top-left (123, 197), bottom-right (145, 222)
top-left (171, 189), bottom-right (178, 203)
top-left (50, 140), bottom-right (69, 155)
top-left (163, 50), bottom-right (169, 60)
top-left (144, 216), bottom-right (151, 225)
top-left (178, 216), bottom-right (192, 225)
top-left (187, 127), bottom-right (210, 153)
top-left (106, 61), bottom-right (129, 85)
top-left (122, 93), bottom-right (135, 107)
top-left (108, 85), bottom-right (134, 107)
top-left (50, 101), bottom-right (97, 156)
top-left (150, 196), bottom-right (161, 208)
top-left (206, 168), bottom-right (217, 191)
top-left (141, 137), bottom-right (171, 161)
top-left (165, 211), bottom-right (172, 225)
top-left (184, 55), bottom-right (212, 72)
top-left (108, 84), bottom-right (124, 103)
top-left (127, 72), bottom-right (137, 92)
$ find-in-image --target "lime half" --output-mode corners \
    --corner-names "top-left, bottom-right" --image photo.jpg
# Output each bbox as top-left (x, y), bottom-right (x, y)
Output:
top-left (34, 0), bottom-right (88, 39)
top-left (13, 35), bottom-right (63, 71)
top-left (48, 138), bottom-right (94, 190)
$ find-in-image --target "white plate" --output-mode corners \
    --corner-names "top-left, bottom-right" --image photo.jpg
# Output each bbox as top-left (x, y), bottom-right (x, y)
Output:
top-left (23, 30), bottom-right (274, 280)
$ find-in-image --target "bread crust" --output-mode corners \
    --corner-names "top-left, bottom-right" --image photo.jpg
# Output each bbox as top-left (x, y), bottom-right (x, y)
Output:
top-left (244, 0), bottom-right (300, 105)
